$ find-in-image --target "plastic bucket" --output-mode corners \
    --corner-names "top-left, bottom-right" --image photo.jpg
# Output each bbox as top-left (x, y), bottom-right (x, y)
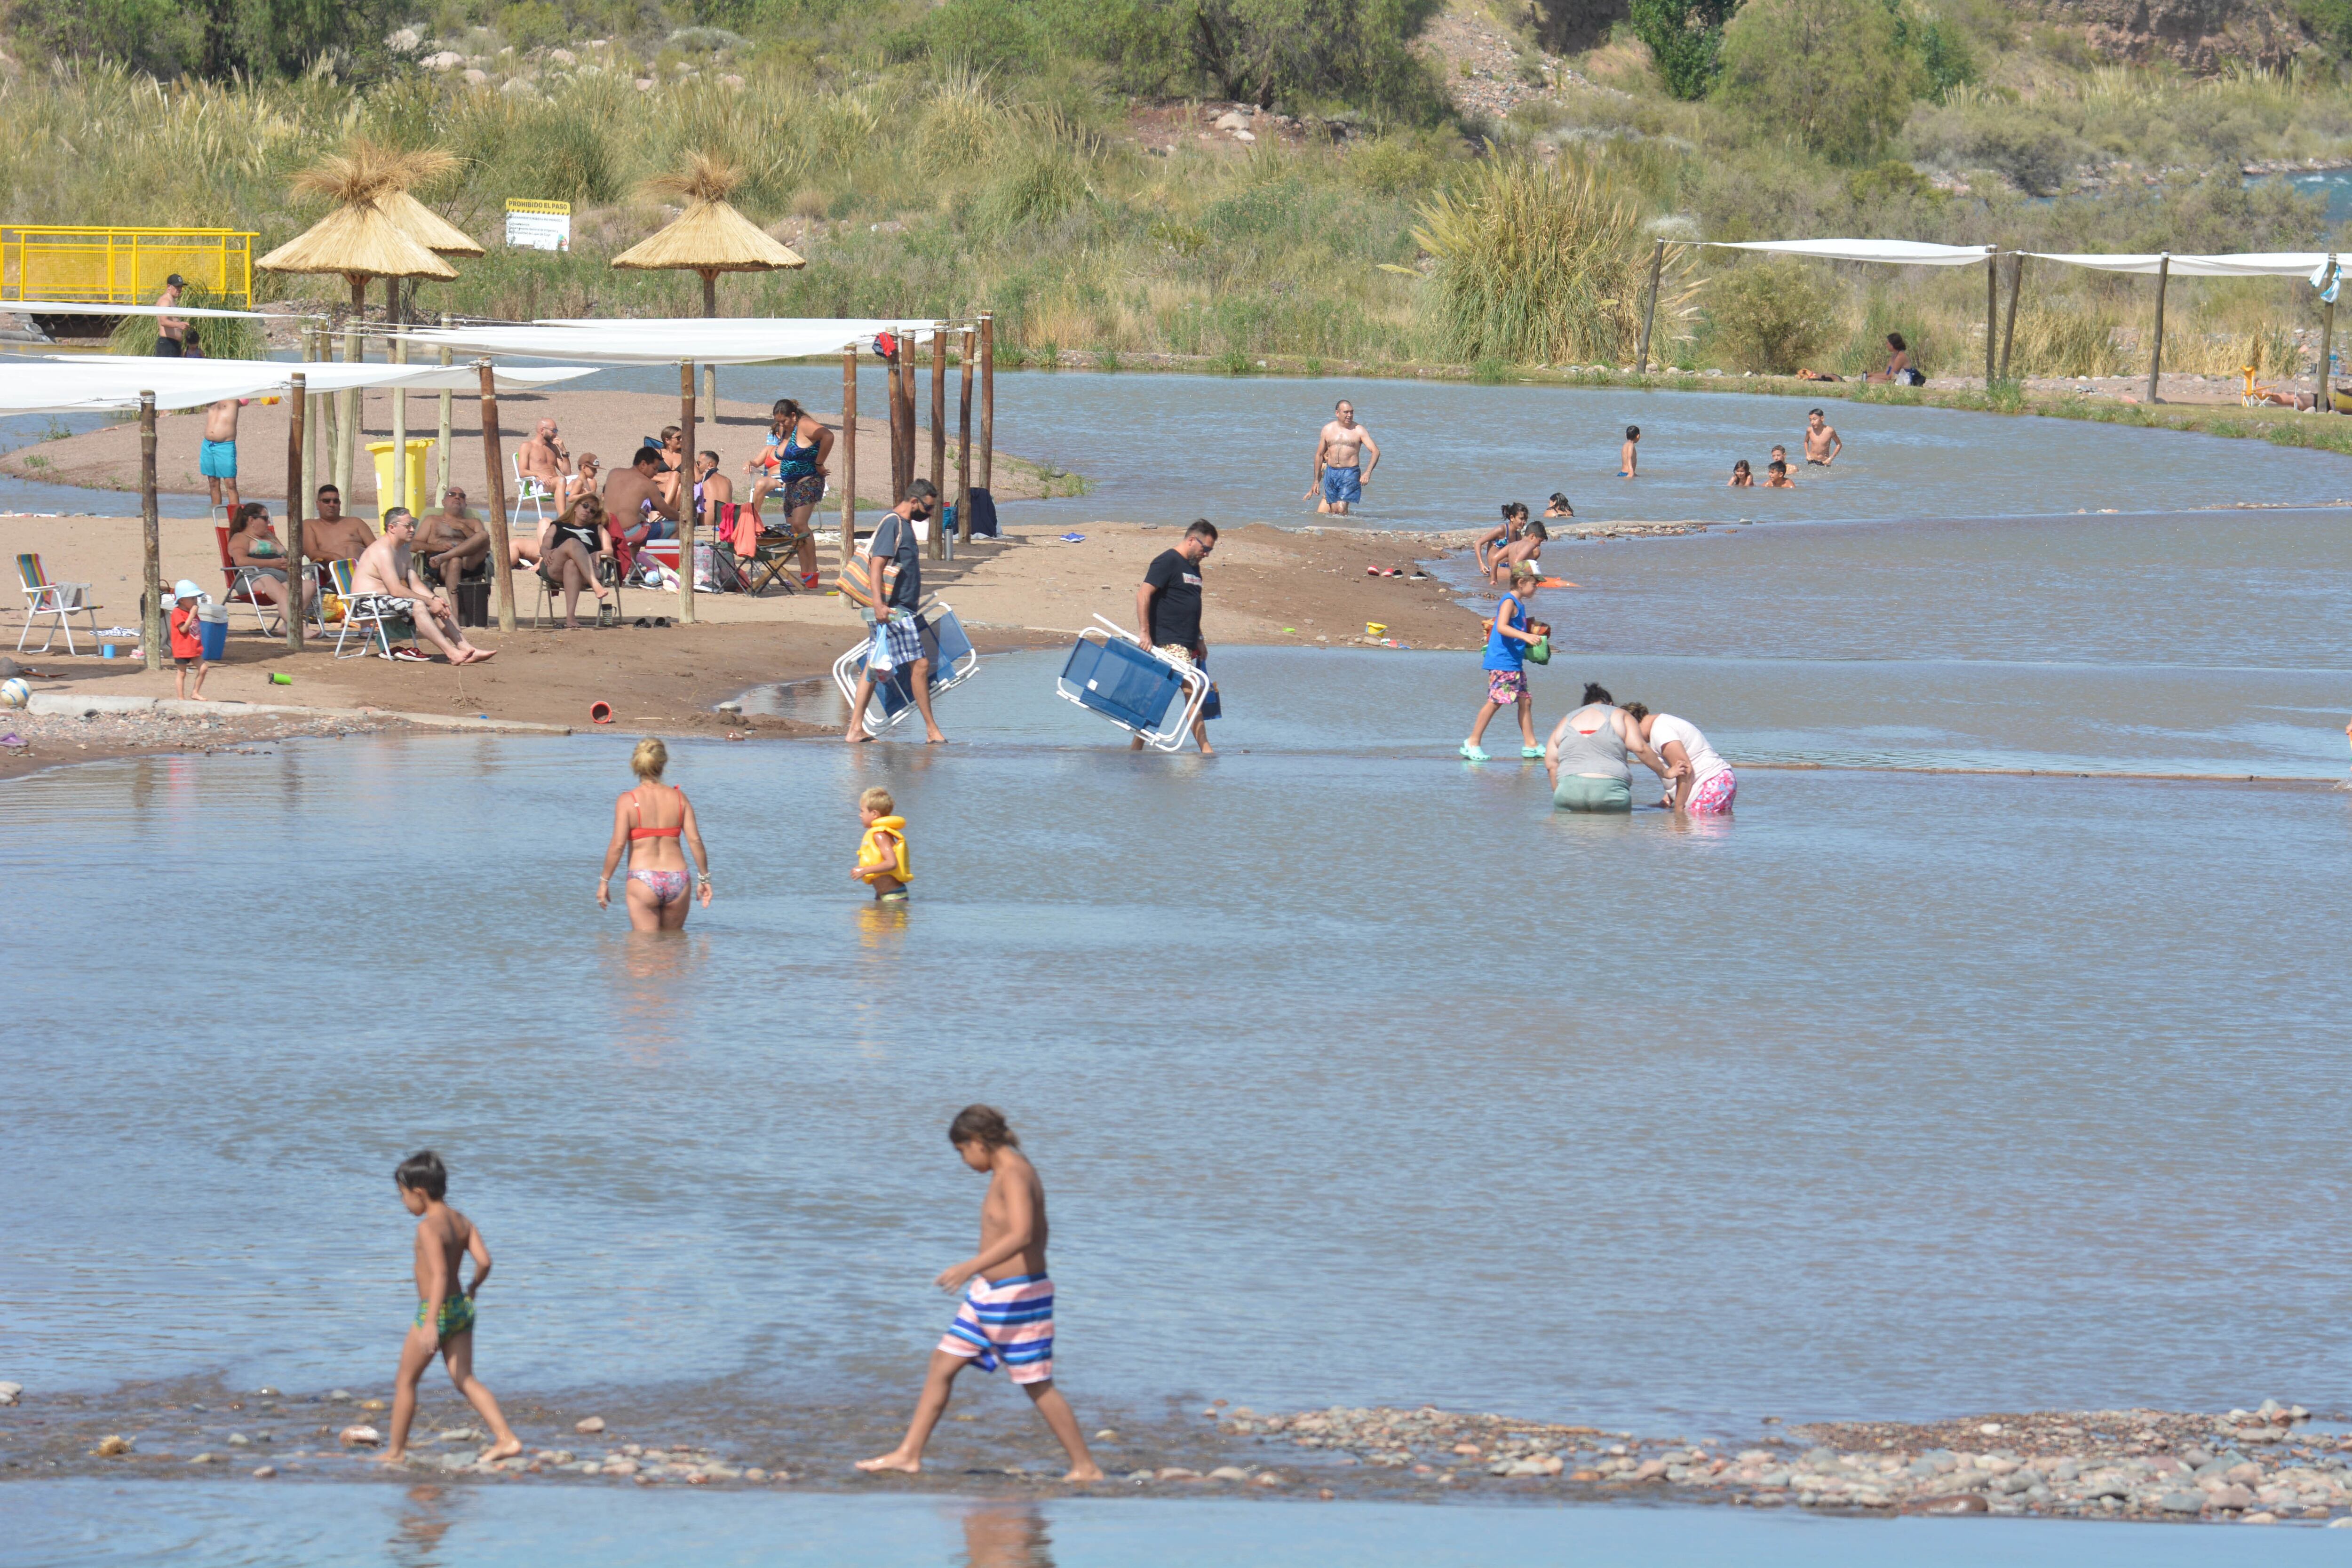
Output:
top-left (196, 603), bottom-right (229, 661)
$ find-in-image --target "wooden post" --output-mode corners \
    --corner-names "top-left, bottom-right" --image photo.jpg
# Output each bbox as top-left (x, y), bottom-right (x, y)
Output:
top-left (477, 360), bottom-right (517, 634)
top-left (1998, 254), bottom-right (2024, 382)
top-left (840, 345), bottom-right (858, 570)
top-left (1636, 239), bottom-right (1665, 374)
top-left (957, 327), bottom-right (974, 544)
top-left (1985, 253), bottom-right (1998, 387)
top-left (437, 314), bottom-right (453, 499)
top-left (929, 330), bottom-right (946, 559)
top-left (308, 326), bottom-right (328, 500)
top-left (2316, 254), bottom-right (2337, 414)
top-left (2146, 254), bottom-right (2170, 404)
top-left (285, 373), bottom-right (305, 652)
top-left (338, 289), bottom-right (360, 498)
top-left (140, 392), bottom-right (160, 672)
top-left (887, 344), bottom-right (907, 503)
top-left (979, 312), bottom-right (994, 491)
top-left (678, 360), bottom-right (697, 626)
top-left (301, 328), bottom-right (320, 534)
top-left (390, 330), bottom-right (408, 519)
top-left (700, 270), bottom-right (719, 409)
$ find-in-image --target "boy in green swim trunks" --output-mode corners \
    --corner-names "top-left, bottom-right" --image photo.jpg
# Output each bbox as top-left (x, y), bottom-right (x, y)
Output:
top-left (383, 1150), bottom-right (523, 1465)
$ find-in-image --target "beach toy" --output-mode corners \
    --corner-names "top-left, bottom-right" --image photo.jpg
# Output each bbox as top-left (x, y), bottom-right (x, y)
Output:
top-left (588, 700), bottom-right (614, 724)
top-left (269, 672), bottom-right (293, 686)
top-left (1058, 533), bottom-right (1086, 543)
top-left (1366, 622), bottom-right (1386, 637)
top-left (0, 677), bottom-right (27, 708)
top-left (101, 644), bottom-right (117, 659)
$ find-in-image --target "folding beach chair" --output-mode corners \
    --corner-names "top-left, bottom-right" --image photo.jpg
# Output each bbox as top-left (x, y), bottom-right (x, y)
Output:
top-left (1054, 614), bottom-right (1209, 751)
top-left (15, 553), bottom-right (101, 653)
top-left (327, 559), bottom-right (408, 659)
top-left (731, 504), bottom-right (810, 597)
top-left (532, 552), bottom-right (624, 628)
top-left (830, 598), bottom-right (979, 738)
top-left (510, 454), bottom-right (555, 531)
top-left (215, 526), bottom-right (320, 637)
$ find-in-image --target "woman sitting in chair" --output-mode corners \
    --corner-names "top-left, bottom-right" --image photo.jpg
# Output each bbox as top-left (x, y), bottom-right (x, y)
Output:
top-left (540, 494), bottom-right (616, 629)
top-left (227, 502), bottom-right (318, 621)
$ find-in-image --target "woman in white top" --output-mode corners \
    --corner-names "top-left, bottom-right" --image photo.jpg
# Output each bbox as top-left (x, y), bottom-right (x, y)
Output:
top-left (1545, 682), bottom-right (1680, 812)
top-left (1625, 702), bottom-right (1735, 814)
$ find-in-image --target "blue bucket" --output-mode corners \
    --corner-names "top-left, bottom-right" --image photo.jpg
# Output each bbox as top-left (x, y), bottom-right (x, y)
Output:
top-left (197, 605), bottom-right (229, 661)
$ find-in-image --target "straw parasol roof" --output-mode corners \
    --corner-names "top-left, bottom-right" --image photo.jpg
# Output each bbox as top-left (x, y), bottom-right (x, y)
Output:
top-left (611, 152), bottom-right (805, 316)
top-left (384, 190), bottom-right (486, 258)
top-left (257, 142), bottom-right (463, 309)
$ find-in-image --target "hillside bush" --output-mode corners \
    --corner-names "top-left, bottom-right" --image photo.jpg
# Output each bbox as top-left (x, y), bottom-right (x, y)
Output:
top-left (1715, 0), bottom-right (1920, 163)
top-left (1705, 257), bottom-right (1838, 371)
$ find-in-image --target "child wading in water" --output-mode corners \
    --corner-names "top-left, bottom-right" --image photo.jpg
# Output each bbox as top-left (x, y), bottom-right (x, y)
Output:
top-left (858, 1106), bottom-right (1104, 1483)
top-left (1619, 425), bottom-right (1640, 478)
top-left (383, 1151), bottom-right (522, 1465)
top-left (1461, 568), bottom-right (1544, 762)
top-left (853, 786), bottom-right (911, 901)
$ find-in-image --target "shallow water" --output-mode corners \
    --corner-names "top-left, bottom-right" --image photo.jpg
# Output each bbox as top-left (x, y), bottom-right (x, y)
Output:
top-left (6, 1482), bottom-right (2334, 1568)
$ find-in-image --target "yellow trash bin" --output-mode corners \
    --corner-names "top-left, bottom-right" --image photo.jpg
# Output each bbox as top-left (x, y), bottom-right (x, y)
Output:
top-left (366, 438), bottom-right (436, 517)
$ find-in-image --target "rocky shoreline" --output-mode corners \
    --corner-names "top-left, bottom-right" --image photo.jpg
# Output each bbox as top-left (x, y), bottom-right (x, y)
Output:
top-left (8, 1377), bottom-right (2350, 1523)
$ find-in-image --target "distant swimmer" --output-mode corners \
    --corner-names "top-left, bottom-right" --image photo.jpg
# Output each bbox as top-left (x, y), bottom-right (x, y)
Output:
top-left (1474, 502), bottom-right (1545, 585)
top-left (1624, 703), bottom-right (1736, 815)
top-left (1764, 459), bottom-right (1795, 488)
top-left (1728, 460), bottom-right (1754, 487)
top-left (1307, 400), bottom-right (1379, 514)
top-left (1804, 408), bottom-right (1842, 466)
top-left (1620, 425), bottom-right (1640, 478)
top-left (858, 1106), bottom-right (1104, 1484)
top-left (1544, 493), bottom-right (1575, 519)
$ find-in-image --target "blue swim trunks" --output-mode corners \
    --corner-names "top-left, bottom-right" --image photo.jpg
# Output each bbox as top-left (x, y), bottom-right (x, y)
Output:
top-left (199, 438), bottom-right (237, 479)
top-left (1320, 465), bottom-right (1361, 504)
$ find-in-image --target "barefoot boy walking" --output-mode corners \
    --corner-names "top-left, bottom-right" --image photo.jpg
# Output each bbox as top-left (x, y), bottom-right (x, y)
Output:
top-left (383, 1150), bottom-right (523, 1465)
top-left (858, 1106), bottom-right (1103, 1483)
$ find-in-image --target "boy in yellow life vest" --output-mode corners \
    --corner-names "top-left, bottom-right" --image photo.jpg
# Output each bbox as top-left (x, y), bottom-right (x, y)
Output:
top-left (853, 786), bottom-right (911, 901)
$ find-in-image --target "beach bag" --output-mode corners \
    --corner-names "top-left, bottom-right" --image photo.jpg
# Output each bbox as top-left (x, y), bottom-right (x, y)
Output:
top-left (1524, 635), bottom-right (1551, 666)
top-left (836, 516), bottom-right (906, 608)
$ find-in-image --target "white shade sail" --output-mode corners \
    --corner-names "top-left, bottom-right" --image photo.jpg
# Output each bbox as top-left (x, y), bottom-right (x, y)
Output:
top-left (1704, 239), bottom-right (1997, 266)
top-left (4, 299), bottom-right (283, 320)
top-left (2025, 251), bottom-right (2333, 278)
top-left (407, 317), bottom-right (953, 364)
top-left (0, 356), bottom-right (595, 413)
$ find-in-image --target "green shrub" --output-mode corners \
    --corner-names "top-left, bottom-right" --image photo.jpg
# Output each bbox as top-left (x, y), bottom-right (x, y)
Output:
top-left (1627, 0), bottom-right (1737, 100)
top-left (1704, 258), bottom-right (1838, 372)
top-left (1715, 0), bottom-right (1921, 163)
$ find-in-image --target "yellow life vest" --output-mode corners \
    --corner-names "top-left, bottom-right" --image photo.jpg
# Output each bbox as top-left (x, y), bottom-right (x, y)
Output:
top-left (857, 816), bottom-right (911, 883)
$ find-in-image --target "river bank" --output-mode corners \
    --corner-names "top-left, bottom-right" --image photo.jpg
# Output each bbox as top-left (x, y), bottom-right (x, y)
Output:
top-left (8, 1378), bottom-right (2346, 1527)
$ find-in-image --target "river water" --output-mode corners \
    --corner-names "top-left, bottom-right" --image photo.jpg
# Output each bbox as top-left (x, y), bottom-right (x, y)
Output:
top-left (5, 377), bottom-right (2351, 1564)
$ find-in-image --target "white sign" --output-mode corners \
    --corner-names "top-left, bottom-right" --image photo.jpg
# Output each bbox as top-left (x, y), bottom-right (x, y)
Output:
top-left (504, 201), bottom-right (572, 253)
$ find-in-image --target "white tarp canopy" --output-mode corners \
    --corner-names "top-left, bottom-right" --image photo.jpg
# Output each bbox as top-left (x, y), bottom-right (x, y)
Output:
top-left (406, 316), bottom-right (952, 364)
top-left (0, 356), bottom-right (595, 413)
top-left (2026, 251), bottom-right (2333, 278)
top-left (3, 298), bottom-right (282, 320)
top-left (1703, 239), bottom-right (1997, 266)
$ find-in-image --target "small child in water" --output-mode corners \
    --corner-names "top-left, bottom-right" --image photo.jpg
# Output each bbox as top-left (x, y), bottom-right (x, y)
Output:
top-left (1728, 460), bottom-right (1754, 487)
top-left (1619, 425), bottom-right (1640, 478)
top-left (383, 1151), bottom-right (522, 1466)
top-left (854, 785), bottom-right (911, 901)
top-left (1764, 459), bottom-right (1795, 488)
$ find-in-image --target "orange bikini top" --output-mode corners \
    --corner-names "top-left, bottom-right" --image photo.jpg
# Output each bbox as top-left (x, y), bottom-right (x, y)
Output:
top-left (628, 785), bottom-right (686, 840)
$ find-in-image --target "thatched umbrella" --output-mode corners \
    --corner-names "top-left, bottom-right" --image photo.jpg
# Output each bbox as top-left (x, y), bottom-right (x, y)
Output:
top-left (611, 151), bottom-right (805, 318)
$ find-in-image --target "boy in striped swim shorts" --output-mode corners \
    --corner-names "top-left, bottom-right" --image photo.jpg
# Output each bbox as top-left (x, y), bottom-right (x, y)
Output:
top-left (858, 1106), bottom-right (1104, 1483)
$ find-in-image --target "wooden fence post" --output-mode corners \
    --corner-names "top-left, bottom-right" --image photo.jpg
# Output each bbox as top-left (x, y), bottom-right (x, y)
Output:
top-left (1636, 239), bottom-right (1665, 374)
top-left (841, 345), bottom-right (858, 570)
top-left (1998, 254), bottom-right (2024, 383)
top-left (140, 392), bottom-right (160, 671)
top-left (2146, 254), bottom-right (2171, 404)
top-left (286, 373), bottom-right (305, 652)
top-left (979, 312), bottom-right (994, 492)
top-left (477, 360), bottom-right (516, 633)
top-left (930, 329), bottom-right (946, 558)
top-left (957, 327), bottom-right (974, 544)
top-left (679, 360), bottom-right (697, 625)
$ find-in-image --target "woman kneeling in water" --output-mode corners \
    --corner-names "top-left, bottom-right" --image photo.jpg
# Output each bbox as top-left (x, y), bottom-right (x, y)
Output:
top-left (1545, 683), bottom-right (1680, 812)
top-left (1623, 703), bottom-right (1736, 814)
top-left (598, 738), bottom-right (713, 931)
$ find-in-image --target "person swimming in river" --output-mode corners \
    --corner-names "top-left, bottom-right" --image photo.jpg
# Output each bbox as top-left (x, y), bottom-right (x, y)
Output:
top-left (858, 1106), bottom-right (1104, 1483)
top-left (1474, 504), bottom-right (1546, 585)
top-left (1764, 459), bottom-right (1796, 488)
top-left (1620, 425), bottom-right (1640, 478)
top-left (1544, 493), bottom-right (1574, 519)
top-left (1728, 460), bottom-right (1755, 487)
top-left (381, 1150), bottom-right (523, 1467)
top-left (853, 786), bottom-right (911, 902)
top-left (597, 738), bottom-right (712, 931)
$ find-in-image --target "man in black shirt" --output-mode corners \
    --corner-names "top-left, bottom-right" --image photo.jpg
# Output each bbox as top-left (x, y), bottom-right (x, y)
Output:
top-left (1131, 518), bottom-right (1217, 754)
top-left (844, 480), bottom-right (946, 743)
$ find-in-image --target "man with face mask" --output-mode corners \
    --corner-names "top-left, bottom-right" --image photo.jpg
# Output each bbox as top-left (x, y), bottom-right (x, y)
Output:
top-left (844, 479), bottom-right (946, 744)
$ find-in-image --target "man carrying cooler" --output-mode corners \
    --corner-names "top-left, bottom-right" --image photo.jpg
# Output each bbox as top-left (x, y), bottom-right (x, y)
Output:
top-left (1132, 518), bottom-right (1216, 756)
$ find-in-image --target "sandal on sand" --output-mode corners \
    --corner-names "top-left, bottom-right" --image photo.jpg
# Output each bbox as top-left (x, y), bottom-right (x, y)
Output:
top-left (1521, 745), bottom-right (1545, 759)
top-left (1459, 741), bottom-right (1489, 762)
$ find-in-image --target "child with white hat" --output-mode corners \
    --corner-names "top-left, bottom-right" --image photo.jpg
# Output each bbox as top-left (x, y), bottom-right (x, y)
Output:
top-left (165, 579), bottom-right (209, 701)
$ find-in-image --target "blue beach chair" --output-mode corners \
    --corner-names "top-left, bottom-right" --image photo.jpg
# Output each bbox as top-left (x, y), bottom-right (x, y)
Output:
top-left (1054, 614), bottom-right (1209, 751)
top-left (830, 597), bottom-right (980, 737)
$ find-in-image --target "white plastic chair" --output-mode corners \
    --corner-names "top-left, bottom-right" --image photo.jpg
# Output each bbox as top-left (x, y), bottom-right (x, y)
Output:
top-left (15, 552), bottom-right (101, 653)
top-left (510, 454), bottom-right (554, 531)
top-left (326, 560), bottom-right (400, 659)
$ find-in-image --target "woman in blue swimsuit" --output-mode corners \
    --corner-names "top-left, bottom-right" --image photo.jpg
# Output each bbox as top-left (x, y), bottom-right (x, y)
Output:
top-left (742, 398), bottom-right (833, 589)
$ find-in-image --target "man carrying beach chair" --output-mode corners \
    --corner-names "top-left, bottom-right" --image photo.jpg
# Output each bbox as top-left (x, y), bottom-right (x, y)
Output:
top-left (842, 481), bottom-right (946, 745)
top-left (1131, 519), bottom-right (1217, 755)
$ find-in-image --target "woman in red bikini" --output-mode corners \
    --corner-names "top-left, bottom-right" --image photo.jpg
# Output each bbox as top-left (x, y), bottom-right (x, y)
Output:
top-left (597, 737), bottom-right (712, 931)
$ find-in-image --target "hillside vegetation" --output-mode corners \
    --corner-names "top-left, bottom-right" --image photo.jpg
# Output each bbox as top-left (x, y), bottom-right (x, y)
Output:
top-left (4, 0), bottom-right (2351, 380)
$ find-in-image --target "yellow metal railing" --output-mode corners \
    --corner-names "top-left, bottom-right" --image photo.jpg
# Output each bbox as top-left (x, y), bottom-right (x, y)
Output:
top-left (0, 227), bottom-right (258, 307)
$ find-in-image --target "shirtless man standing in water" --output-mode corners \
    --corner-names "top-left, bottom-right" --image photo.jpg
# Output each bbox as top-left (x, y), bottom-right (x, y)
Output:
top-left (1803, 408), bottom-right (1843, 466)
top-left (1306, 399), bottom-right (1379, 515)
top-left (859, 1106), bottom-right (1104, 1483)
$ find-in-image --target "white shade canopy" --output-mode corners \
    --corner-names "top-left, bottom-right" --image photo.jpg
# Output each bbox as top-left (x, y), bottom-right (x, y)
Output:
top-left (407, 317), bottom-right (953, 364)
top-left (2025, 251), bottom-right (2335, 278)
top-left (1704, 239), bottom-right (1998, 266)
top-left (4, 299), bottom-right (283, 320)
top-left (0, 356), bottom-right (595, 413)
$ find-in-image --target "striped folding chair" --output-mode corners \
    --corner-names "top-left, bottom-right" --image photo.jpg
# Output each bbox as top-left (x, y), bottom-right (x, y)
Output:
top-left (16, 553), bottom-right (101, 654)
top-left (327, 559), bottom-right (405, 659)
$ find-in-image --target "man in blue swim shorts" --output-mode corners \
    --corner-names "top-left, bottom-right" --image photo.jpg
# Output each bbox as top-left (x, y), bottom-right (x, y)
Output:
top-left (1306, 398), bottom-right (1379, 516)
top-left (200, 396), bottom-right (245, 515)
